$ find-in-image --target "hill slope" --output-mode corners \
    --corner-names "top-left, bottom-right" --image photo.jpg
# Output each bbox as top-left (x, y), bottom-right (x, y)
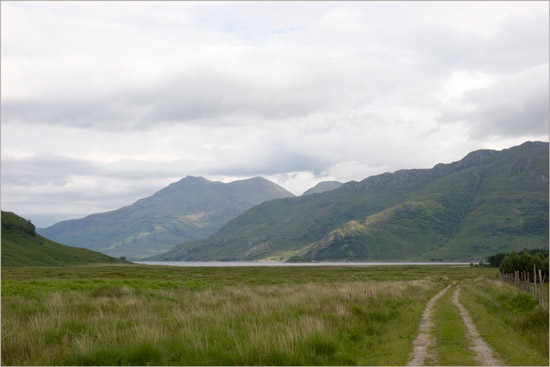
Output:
top-left (1, 211), bottom-right (124, 267)
top-left (151, 141), bottom-right (548, 262)
top-left (39, 176), bottom-right (294, 259)
top-left (303, 181), bottom-right (344, 195)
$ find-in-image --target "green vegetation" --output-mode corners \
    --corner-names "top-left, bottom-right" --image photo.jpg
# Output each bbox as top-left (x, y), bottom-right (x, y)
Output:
top-left (1, 211), bottom-right (125, 267)
top-left (2, 265), bottom-right (547, 365)
top-left (495, 249), bottom-right (549, 279)
top-left (460, 279), bottom-right (548, 366)
top-left (429, 285), bottom-right (478, 366)
top-left (154, 141), bottom-right (548, 262)
top-left (39, 176), bottom-right (294, 260)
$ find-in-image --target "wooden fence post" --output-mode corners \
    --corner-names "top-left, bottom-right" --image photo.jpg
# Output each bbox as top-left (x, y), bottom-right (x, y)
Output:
top-left (533, 264), bottom-right (537, 298)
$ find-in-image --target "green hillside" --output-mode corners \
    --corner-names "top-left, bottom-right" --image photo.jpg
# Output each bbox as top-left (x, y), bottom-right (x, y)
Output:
top-left (151, 141), bottom-right (548, 262)
top-left (1, 211), bottom-right (125, 267)
top-left (39, 176), bottom-right (294, 260)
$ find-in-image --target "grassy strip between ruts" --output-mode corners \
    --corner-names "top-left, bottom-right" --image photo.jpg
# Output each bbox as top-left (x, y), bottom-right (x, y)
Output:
top-left (459, 279), bottom-right (549, 366)
top-left (426, 284), bottom-right (478, 366)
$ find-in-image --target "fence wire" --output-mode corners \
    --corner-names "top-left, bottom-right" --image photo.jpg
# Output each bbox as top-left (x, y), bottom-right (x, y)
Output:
top-left (499, 271), bottom-right (548, 312)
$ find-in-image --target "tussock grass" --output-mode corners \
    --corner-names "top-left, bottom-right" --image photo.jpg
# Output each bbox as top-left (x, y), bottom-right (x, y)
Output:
top-left (11, 265), bottom-right (542, 365)
top-left (2, 265), bottom-right (456, 365)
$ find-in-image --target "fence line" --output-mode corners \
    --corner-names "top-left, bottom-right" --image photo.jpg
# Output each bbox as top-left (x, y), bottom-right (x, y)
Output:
top-left (499, 270), bottom-right (548, 311)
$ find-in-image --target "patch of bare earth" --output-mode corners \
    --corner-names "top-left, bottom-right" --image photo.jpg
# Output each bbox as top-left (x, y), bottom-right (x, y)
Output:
top-left (408, 284), bottom-right (451, 366)
top-left (452, 286), bottom-right (503, 366)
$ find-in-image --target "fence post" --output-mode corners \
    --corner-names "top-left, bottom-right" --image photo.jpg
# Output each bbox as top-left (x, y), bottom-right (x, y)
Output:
top-left (533, 264), bottom-right (537, 298)
top-left (519, 271), bottom-right (523, 289)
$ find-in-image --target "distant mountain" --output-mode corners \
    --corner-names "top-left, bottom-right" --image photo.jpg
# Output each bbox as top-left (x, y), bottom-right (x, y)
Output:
top-left (303, 181), bottom-right (344, 195)
top-left (39, 176), bottom-right (294, 260)
top-left (150, 142), bottom-right (549, 262)
top-left (1, 211), bottom-right (124, 267)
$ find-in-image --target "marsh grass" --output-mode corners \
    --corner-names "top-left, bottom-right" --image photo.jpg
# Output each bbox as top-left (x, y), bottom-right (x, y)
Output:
top-left (2, 265), bottom-right (460, 366)
top-left (7, 265), bottom-right (542, 366)
top-left (460, 279), bottom-right (549, 366)
top-left (2, 280), bottom-right (441, 365)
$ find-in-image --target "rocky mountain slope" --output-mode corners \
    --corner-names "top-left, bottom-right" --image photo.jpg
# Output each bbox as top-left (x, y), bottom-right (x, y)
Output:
top-left (39, 176), bottom-right (294, 259)
top-left (151, 142), bottom-right (548, 262)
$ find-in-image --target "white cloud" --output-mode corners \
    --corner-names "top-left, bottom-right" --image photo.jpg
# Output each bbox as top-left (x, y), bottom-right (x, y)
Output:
top-left (438, 71), bottom-right (497, 104)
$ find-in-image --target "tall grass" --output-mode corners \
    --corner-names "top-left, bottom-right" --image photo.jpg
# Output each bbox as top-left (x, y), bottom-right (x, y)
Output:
top-left (5, 265), bottom-right (543, 366)
top-left (460, 279), bottom-right (549, 366)
top-left (2, 266), bottom-right (451, 365)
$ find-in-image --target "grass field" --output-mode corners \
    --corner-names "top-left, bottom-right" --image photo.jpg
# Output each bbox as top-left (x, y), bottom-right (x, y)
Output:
top-left (1, 264), bottom-right (548, 365)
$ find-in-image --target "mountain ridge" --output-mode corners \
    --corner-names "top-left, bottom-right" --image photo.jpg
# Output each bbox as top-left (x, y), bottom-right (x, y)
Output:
top-left (39, 176), bottom-right (295, 259)
top-left (150, 141), bottom-right (548, 262)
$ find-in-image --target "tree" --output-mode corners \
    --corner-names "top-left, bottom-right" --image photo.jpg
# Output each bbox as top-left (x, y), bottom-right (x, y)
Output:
top-left (499, 249), bottom-right (549, 281)
top-left (487, 252), bottom-right (507, 267)
top-left (499, 252), bottom-right (520, 274)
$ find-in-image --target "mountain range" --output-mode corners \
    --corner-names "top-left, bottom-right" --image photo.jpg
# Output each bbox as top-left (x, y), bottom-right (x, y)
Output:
top-left (1, 211), bottom-right (124, 267)
top-left (150, 141), bottom-right (549, 262)
top-left (39, 176), bottom-right (294, 259)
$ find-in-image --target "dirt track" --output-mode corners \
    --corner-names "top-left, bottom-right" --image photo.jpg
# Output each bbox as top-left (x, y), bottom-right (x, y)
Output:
top-left (409, 284), bottom-right (504, 366)
top-left (452, 286), bottom-right (503, 366)
top-left (408, 284), bottom-right (451, 366)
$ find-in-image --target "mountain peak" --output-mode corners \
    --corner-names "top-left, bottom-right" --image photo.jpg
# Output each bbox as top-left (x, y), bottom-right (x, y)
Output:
top-left (456, 149), bottom-right (498, 169)
top-left (303, 181), bottom-right (344, 195)
top-left (181, 175), bottom-right (208, 182)
top-left (39, 175), bottom-right (294, 260)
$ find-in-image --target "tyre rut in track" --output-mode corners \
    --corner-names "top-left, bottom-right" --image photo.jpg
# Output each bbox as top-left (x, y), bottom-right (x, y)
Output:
top-left (452, 286), bottom-right (503, 366)
top-left (408, 284), bottom-right (451, 366)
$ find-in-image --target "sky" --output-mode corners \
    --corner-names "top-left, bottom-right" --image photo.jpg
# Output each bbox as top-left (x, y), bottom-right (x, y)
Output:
top-left (1, 1), bottom-right (549, 227)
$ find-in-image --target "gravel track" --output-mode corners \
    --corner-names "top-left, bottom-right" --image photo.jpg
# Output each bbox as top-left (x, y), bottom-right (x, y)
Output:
top-left (452, 286), bottom-right (503, 366)
top-left (408, 284), bottom-right (451, 366)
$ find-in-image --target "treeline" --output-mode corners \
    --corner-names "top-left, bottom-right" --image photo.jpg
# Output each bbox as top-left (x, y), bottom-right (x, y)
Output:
top-left (487, 248), bottom-right (549, 279)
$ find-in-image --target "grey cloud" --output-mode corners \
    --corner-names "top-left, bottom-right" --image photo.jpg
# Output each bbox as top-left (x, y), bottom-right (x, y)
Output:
top-left (439, 65), bottom-right (548, 139)
top-left (3, 63), bottom-right (344, 130)
top-left (1, 154), bottom-right (178, 187)
top-left (1, 154), bottom-right (96, 186)
top-left (463, 92), bottom-right (548, 139)
top-left (2, 98), bottom-right (112, 128)
top-left (207, 145), bottom-right (329, 177)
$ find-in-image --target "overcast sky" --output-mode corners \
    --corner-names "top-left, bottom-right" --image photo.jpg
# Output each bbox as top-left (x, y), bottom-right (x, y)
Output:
top-left (1, 1), bottom-right (548, 227)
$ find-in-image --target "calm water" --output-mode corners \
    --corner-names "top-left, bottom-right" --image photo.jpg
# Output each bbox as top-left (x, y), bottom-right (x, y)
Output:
top-left (135, 261), bottom-right (470, 267)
